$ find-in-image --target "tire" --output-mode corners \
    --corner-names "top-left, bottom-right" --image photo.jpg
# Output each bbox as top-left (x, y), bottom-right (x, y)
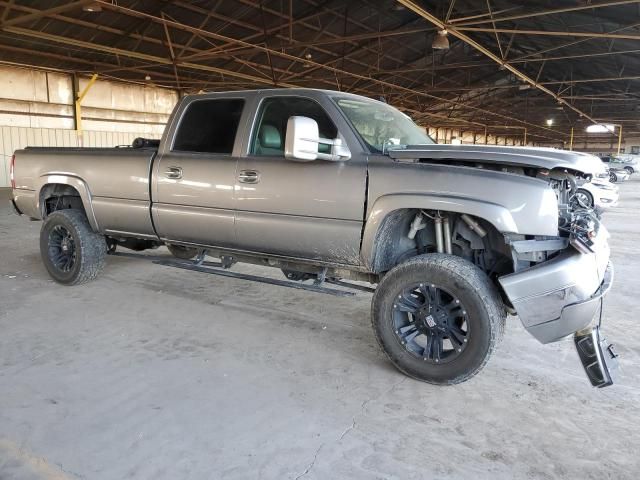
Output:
top-left (609, 172), bottom-right (618, 183)
top-left (371, 254), bottom-right (505, 385)
top-left (167, 244), bottom-right (200, 260)
top-left (40, 209), bottom-right (106, 285)
top-left (574, 189), bottom-right (594, 209)
top-left (624, 166), bottom-right (634, 175)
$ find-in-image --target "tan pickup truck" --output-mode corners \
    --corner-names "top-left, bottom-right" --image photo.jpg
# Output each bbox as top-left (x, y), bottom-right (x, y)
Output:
top-left (10, 88), bottom-right (617, 386)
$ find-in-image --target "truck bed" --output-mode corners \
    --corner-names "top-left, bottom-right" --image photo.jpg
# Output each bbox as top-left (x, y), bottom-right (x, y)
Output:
top-left (12, 146), bottom-right (157, 237)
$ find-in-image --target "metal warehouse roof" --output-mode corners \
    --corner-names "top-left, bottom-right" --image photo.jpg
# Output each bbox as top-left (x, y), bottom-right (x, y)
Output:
top-left (0, 0), bottom-right (639, 143)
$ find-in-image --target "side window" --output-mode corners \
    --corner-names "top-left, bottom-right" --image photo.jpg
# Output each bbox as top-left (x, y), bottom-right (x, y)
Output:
top-left (251, 97), bottom-right (338, 156)
top-left (173, 99), bottom-right (244, 153)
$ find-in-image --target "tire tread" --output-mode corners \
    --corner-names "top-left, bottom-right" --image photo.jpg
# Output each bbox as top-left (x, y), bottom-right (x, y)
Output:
top-left (41, 209), bottom-right (106, 285)
top-left (371, 253), bottom-right (506, 385)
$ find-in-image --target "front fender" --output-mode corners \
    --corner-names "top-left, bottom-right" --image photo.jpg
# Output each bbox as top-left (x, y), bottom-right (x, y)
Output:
top-left (360, 193), bottom-right (518, 269)
top-left (36, 174), bottom-right (100, 231)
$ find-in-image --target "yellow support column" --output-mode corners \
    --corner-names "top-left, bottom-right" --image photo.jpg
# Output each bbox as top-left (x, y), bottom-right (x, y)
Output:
top-left (75, 73), bottom-right (98, 134)
top-left (617, 124), bottom-right (623, 154)
top-left (569, 127), bottom-right (574, 151)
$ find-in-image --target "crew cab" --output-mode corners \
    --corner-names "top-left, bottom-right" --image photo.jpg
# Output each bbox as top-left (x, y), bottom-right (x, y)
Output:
top-left (10, 88), bottom-right (618, 386)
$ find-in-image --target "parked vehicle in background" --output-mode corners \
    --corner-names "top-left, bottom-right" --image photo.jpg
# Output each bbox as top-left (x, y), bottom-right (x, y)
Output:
top-left (600, 154), bottom-right (637, 175)
top-left (608, 167), bottom-right (629, 183)
top-left (10, 88), bottom-right (618, 387)
top-left (574, 179), bottom-right (619, 211)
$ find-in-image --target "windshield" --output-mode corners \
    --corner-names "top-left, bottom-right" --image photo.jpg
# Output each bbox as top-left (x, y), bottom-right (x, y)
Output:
top-left (334, 97), bottom-right (434, 153)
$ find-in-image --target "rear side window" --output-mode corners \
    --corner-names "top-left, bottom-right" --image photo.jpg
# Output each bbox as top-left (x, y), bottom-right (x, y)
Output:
top-left (173, 99), bottom-right (244, 153)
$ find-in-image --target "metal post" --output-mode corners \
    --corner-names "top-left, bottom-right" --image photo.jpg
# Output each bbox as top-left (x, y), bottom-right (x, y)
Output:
top-left (617, 124), bottom-right (623, 154)
top-left (524, 127), bottom-right (527, 145)
top-left (569, 127), bottom-right (574, 150)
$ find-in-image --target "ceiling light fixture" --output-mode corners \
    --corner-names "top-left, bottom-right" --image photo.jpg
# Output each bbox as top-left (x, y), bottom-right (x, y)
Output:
top-left (586, 124), bottom-right (615, 133)
top-left (82, 2), bottom-right (102, 12)
top-left (432, 30), bottom-right (450, 50)
top-left (546, 119), bottom-right (554, 126)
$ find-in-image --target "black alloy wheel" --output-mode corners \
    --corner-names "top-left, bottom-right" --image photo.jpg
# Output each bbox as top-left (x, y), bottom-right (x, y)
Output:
top-left (47, 224), bottom-right (77, 273)
top-left (392, 283), bottom-right (469, 364)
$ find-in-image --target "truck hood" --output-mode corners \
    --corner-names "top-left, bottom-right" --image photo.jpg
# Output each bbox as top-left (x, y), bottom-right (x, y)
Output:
top-left (387, 144), bottom-right (606, 177)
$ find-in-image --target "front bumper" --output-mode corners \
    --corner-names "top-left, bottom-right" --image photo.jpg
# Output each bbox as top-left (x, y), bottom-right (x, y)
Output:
top-left (591, 184), bottom-right (619, 209)
top-left (499, 229), bottom-right (612, 344)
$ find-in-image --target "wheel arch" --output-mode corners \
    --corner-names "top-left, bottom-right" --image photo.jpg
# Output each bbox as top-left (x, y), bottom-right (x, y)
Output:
top-left (37, 174), bottom-right (99, 231)
top-left (361, 194), bottom-right (518, 272)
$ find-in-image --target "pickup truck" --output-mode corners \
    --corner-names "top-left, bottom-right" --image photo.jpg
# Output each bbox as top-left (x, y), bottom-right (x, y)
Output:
top-left (10, 88), bottom-right (618, 386)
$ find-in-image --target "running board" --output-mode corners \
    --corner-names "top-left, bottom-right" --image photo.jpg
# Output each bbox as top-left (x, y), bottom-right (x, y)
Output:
top-left (108, 251), bottom-right (223, 267)
top-left (326, 278), bottom-right (376, 293)
top-left (153, 260), bottom-right (355, 297)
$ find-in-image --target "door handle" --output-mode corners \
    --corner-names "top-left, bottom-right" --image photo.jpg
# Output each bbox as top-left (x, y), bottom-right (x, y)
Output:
top-left (165, 166), bottom-right (183, 179)
top-left (238, 169), bottom-right (260, 184)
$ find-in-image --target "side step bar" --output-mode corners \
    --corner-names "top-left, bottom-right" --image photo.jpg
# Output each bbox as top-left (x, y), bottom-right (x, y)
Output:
top-left (152, 260), bottom-right (356, 297)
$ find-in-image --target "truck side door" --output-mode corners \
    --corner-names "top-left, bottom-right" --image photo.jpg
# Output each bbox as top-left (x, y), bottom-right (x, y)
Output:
top-left (152, 96), bottom-right (245, 248)
top-left (234, 94), bottom-right (367, 265)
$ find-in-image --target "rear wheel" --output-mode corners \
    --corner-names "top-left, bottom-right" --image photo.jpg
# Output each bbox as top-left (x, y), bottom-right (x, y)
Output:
top-left (40, 209), bottom-right (106, 285)
top-left (609, 171), bottom-right (618, 183)
top-left (624, 166), bottom-right (634, 175)
top-left (167, 244), bottom-right (200, 260)
top-left (371, 254), bottom-right (505, 385)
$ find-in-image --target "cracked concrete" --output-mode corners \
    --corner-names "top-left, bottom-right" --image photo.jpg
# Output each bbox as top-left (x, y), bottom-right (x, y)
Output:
top-left (1, 183), bottom-right (640, 479)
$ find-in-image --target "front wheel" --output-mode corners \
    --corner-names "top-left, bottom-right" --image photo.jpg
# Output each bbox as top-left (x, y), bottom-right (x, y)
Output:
top-left (40, 209), bottom-right (106, 285)
top-left (371, 254), bottom-right (505, 385)
top-left (609, 171), bottom-right (618, 183)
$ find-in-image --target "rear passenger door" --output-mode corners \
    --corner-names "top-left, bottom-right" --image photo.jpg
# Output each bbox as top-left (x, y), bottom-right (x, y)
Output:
top-left (152, 97), bottom-right (245, 248)
top-left (234, 94), bottom-right (367, 264)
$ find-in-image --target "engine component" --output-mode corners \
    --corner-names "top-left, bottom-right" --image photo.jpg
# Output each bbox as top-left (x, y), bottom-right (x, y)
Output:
top-left (461, 214), bottom-right (487, 238)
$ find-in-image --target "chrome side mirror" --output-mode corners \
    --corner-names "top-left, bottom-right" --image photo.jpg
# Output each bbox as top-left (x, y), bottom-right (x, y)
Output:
top-left (284, 116), bottom-right (351, 162)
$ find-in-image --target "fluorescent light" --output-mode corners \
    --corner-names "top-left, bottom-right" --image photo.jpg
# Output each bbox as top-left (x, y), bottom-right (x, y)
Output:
top-left (586, 124), bottom-right (615, 133)
top-left (432, 30), bottom-right (450, 50)
top-left (83, 2), bottom-right (102, 12)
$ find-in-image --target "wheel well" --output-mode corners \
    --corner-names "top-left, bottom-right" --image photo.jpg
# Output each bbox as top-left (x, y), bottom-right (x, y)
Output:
top-left (40, 184), bottom-right (87, 218)
top-left (371, 208), bottom-right (513, 279)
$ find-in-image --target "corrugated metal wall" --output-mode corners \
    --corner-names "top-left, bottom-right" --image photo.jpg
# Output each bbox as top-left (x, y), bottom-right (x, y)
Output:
top-left (0, 126), bottom-right (149, 187)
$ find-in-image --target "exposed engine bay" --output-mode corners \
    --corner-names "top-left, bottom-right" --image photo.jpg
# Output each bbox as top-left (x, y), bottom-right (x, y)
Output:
top-left (404, 160), bottom-right (602, 281)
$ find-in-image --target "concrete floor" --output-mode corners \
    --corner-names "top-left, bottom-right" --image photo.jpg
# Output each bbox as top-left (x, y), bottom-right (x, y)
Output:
top-left (1, 182), bottom-right (639, 480)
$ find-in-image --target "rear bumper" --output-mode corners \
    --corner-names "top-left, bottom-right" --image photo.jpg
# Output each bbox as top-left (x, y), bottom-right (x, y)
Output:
top-left (11, 189), bottom-right (38, 219)
top-left (499, 231), bottom-right (612, 343)
top-left (10, 197), bottom-right (23, 215)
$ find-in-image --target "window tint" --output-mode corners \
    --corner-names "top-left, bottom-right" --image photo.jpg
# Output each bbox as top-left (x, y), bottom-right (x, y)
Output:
top-left (173, 99), bottom-right (244, 153)
top-left (252, 97), bottom-right (338, 156)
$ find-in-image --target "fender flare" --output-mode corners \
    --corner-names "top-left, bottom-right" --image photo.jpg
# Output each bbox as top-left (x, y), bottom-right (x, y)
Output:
top-left (360, 193), bottom-right (518, 270)
top-left (37, 173), bottom-right (100, 231)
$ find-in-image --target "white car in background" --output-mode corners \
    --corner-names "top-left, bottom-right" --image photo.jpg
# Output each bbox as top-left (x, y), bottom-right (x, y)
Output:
top-left (575, 179), bottom-right (619, 211)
